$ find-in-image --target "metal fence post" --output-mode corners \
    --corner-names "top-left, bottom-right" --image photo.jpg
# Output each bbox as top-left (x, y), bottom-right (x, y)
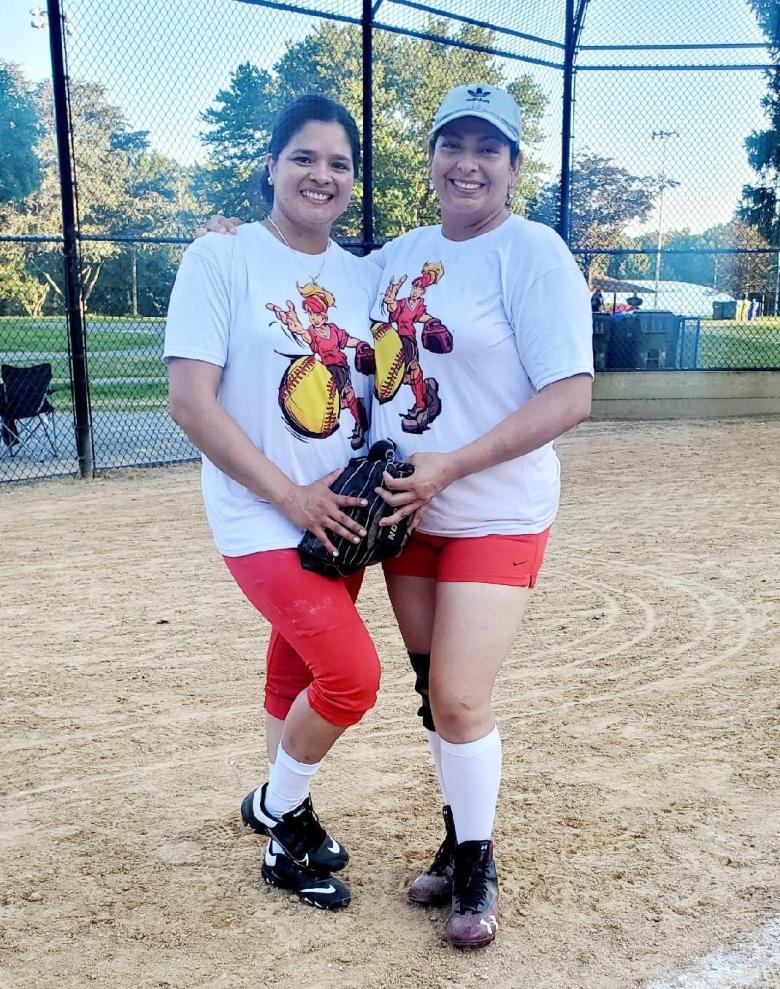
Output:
top-left (46, 0), bottom-right (94, 478)
top-left (362, 0), bottom-right (375, 253)
top-left (558, 0), bottom-right (576, 245)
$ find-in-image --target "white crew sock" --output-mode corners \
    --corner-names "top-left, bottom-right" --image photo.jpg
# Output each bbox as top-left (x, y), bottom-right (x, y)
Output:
top-left (256, 743), bottom-right (322, 820)
top-left (426, 729), bottom-right (448, 805)
top-left (439, 726), bottom-right (502, 843)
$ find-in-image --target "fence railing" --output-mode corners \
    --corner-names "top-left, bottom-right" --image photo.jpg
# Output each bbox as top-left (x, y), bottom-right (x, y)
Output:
top-left (1, 0), bottom-right (778, 482)
top-left (3, 234), bottom-right (778, 482)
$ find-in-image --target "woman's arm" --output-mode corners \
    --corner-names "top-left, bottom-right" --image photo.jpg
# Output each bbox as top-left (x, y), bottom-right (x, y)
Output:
top-left (168, 358), bottom-right (368, 556)
top-left (442, 372), bottom-right (591, 485)
top-left (379, 373), bottom-right (592, 518)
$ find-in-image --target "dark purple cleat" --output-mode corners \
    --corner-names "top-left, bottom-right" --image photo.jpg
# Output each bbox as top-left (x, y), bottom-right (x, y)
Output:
top-left (446, 839), bottom-right (500, 950)
top-left (407, 805), bottom-right (456, 905)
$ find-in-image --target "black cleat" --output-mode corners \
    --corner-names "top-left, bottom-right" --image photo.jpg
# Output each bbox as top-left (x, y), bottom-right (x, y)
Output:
top-left (350, 419), bottom-right (366, 450)
top-left (423, 378), bottom-right (442, 422)
top-left (241, 785), bottom-right (349, 873)
top-left (446, 839), bottom-right (500, 949)
top-left (407, 804), bottom-right (456, 905)
top-left (261, 841), bottom-right (351, 911)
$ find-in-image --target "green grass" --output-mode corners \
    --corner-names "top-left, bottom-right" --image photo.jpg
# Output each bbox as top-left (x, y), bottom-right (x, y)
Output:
top-left (697, 318), bottom-right (780, 369)
top-left (0, 316), bottom-right (162, 353)
top-left (1, 316), bottom-right (168, 409)
top-left (46, 354), bottom-right (164, 380)
top-left (2, 315), bottom-right (779, 415)
top-left (54, 379), bottom-right (169, 409)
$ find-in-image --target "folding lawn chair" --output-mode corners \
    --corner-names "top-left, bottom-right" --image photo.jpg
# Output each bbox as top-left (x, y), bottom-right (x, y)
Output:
top-left (0, 363), bottom-right (58, 458)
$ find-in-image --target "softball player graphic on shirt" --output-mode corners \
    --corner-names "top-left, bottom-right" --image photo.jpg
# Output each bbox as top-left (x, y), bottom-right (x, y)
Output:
top-left (362, 261), bottom-right (452, 435)
top-left (268, 282), bottom-right (368, 448)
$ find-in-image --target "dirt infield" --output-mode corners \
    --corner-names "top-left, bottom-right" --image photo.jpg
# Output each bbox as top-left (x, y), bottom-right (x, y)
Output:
top-left (2, 418), bottom-right (779, 989)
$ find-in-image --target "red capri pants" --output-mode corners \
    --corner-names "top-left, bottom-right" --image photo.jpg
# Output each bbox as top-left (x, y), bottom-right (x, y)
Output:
top-left (224, 550), bottom-right (379, 728)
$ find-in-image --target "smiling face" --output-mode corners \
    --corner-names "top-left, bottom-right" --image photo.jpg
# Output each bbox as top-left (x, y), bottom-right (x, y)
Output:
top-left (429, 117), bottom-right (521, 237)
top-left (268, 120), bottom-right (355, 237)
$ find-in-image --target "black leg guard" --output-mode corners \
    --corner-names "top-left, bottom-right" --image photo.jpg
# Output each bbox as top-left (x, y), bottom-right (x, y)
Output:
top-left (408, 651), bottom-right (436, 732)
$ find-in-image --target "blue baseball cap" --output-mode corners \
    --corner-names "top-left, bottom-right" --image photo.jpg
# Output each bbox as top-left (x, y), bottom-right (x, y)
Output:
top-left (430, 84), bottom-right (522, 145)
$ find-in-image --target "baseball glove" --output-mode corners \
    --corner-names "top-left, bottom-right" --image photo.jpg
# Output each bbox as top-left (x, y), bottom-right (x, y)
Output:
top-left (421, 318), bottom-right (453, 354)
top-left (354, 341), bottom-right (376, 376)
top-left (298, 439), bottom-right (415, 578)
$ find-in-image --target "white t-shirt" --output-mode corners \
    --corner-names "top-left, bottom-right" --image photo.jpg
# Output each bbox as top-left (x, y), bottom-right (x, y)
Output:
top-left (368, 215), bottom-right (593, 536)
top-left (164, 223), bottom-right (378, 556)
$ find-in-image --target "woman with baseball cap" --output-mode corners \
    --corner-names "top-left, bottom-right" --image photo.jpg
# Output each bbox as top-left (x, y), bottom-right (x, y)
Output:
top-left (200, 82), bottom-right (593, 948)
top-left (165, 95), bottom-right (385, 912)
top-left (369, 82), bottom-right (593, 948)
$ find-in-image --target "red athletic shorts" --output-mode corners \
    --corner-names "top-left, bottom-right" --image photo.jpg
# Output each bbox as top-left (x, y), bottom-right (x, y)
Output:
top-left (382, 528), bottom-right (551, 587)
top-left (224, 551), bottom-right (379, 727)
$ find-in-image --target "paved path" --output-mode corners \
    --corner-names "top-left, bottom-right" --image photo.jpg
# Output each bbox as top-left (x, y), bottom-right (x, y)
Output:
top-left (1, 410), bottom-right (197, 483)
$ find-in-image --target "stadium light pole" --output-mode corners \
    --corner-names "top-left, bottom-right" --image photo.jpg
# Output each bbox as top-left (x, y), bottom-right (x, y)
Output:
top-left (651, 129), bottom-right (678, 308)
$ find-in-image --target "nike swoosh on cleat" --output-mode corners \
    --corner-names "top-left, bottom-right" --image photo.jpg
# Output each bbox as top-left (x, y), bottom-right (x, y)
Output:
top-left (327, 839), bottom-right (340, 853)
top-left (301, 884), bottom-right (336, 894)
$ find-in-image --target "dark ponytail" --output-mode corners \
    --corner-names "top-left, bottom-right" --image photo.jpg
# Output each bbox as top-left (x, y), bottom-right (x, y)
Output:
top-left (260, 95), bottom-right (361, 208)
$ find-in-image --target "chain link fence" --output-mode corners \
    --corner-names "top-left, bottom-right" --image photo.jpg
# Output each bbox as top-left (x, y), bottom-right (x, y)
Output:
top-left (1, 0), bottom-right (777, 481)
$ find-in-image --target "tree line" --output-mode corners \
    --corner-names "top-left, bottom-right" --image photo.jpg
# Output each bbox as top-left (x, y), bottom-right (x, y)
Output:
top-left (0, 16), bottom-right (776, 319)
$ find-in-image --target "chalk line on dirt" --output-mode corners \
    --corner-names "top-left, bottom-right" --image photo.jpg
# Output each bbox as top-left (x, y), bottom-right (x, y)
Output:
top-left (646, 916), bottom-right (780, 988)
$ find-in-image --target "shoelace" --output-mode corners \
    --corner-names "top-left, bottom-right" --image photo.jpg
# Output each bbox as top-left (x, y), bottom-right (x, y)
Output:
top-left (429, 834), bottom-right (456, 875)
top-left (285, 800), bottom-right (327, 856)
top-left (454, 859), bottom-right (489, 913)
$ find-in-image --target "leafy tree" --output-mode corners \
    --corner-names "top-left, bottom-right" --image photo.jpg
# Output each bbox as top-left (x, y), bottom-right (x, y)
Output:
top-left (0, 246), bottom-right (48, 316)
top-left (1, 79), bottom-right (192, 313)
top-left (740, 1), bottom-right (780, 242)
top-left (88, 243), bottom-right (184, 317)
top-left (196, 20), bottom-right (548, 238)
top-left (613, 222), bottom-right (776, 300)
top-left (529, 153), bottom-right (663, 282)
top-left (705, 220), bottom-right (775, 300)
top-left (613, 229), bottom-right (716, 287)
top-left (196, 63), bottom-right (277, 218)
top-left (0, 62), bottom-right (41, 204)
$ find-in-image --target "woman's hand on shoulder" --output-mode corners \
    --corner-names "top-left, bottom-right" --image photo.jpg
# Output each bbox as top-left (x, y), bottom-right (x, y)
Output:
top-left (195, 215), bottom-right (244, 238)
top-left (281, 470), bottom-right (369, 558)
top-left (376, 452), bottom-right (455, 527)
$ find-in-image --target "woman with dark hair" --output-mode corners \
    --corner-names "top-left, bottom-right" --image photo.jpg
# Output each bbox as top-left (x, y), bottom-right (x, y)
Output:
top-left (202, 83), bottom-right (593, 950)
top-left (165, 95), bottom-right (381, 911)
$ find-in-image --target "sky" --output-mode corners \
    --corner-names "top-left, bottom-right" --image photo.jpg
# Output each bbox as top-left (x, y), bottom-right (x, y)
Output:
top-left (2, 0), bottom-right (774, 236)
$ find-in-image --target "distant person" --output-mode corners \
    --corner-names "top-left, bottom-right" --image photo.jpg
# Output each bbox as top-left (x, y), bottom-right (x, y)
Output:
top-left (748, 298), bottom-right (760, 322)
top-left (590, 288), bottom-right (603, 313)
top-left (626, 294), bottom-right (643, 312)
